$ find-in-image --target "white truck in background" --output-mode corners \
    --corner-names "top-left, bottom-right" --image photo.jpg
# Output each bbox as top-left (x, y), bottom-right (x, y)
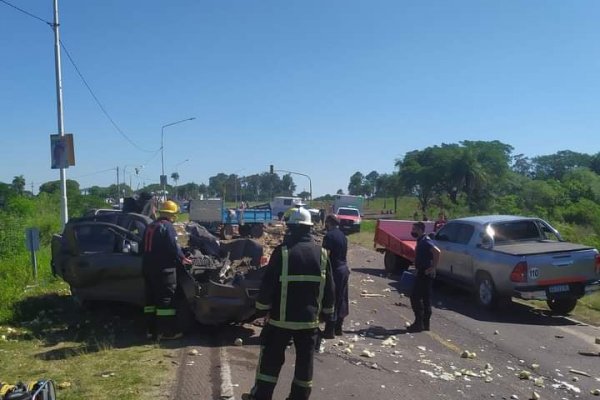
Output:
top-left (333, 195), bottom-right (365, 215)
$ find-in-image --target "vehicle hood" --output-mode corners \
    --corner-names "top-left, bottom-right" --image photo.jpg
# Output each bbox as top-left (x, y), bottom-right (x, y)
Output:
top-left (336, 214), bottom-right (361, 221)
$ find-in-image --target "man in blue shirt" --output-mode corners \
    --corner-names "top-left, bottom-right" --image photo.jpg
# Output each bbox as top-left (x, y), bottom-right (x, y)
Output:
top-left (408, 222), bottom-right (441, 333)
top-left (322, 215), bottom-right (349, 338)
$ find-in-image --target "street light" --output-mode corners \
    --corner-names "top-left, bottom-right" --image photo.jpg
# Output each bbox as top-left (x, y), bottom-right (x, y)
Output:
top-left (273, 168), bottom-right (312, 202)
top-left (161, 117), bottom-right (195, 199)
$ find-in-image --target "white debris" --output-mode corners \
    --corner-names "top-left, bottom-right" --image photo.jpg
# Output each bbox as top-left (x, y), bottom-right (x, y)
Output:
top-left (234, 338), bottom-right (244, 346)
top-left (361, 349), bottom-right (375, 358)
top-left (494, 330), bottom-right (500, 335)
top-left (551, 380), bottom-right (581, 394)
top-left (529, 391), bottom-right (540, 400)
top-left (485, 377), bottom-right (493, 383)
top-left (188, 349), bottom-right (200, 356)
top-left (534, 378), bottom-right (544, 387)
top-left (417, 346), bottom-right (427, 352)
top-left (590, 389), bottom-right (600, 396)
top-left (569, 369), bottom-right (590, 377)
top-left (361, 279), bottom-right (375, 283)
top-left (531, 363), bottom-right (539, 370)
top-left (382, 288), bottom-right (392, 293)
top-left (382, 337), bottom-right (398, 347)
top-left (350, 335), bottom-right (360, 342)
top-left (510, 395), bottom-right (519, 400)
top-left (343, 348), bottom-right (352, 354)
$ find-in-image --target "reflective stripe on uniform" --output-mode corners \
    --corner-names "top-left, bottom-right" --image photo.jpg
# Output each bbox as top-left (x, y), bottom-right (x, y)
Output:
top-left (292, 378), bottom-right (313, 388)
top-left (316, 248), bottom-right (328, 314)
top-left (321, 306), bottom-right (334, 314)
top-left (156, 308), bottom-right (176, 316)
top-left (255, 301), bottom-right (272, 311)
top-left (144, 306), bottom-right (156, 314)
top-left (279, 247), bottom-right (290, 322)
top-left (268, 319), bottom-right (319, 330)
top-left (281, 275), bottom-right (322, 283)
top-left (256, 373), bottom-right (279, 384)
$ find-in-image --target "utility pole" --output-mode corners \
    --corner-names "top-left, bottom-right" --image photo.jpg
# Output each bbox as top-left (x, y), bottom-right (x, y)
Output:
top-left (116, 166), bottom-right (120, 201)
top-left (53, 0), bottom-right (68, 228)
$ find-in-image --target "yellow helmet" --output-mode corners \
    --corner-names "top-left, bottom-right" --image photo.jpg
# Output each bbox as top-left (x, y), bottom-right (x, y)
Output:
top-left (159, 200), bottom-right (179, 214)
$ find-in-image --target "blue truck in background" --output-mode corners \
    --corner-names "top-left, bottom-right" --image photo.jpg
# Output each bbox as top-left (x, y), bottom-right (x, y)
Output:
top-left (189, 199), bottom-right (272, 239)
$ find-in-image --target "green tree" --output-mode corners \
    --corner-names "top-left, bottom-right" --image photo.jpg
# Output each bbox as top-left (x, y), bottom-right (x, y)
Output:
top-left (532, 150), bottom-right (591, 180)
top-left (348, 172), bottom-right (364, 195)
top-left (11, 175), bottom-right (26, 195)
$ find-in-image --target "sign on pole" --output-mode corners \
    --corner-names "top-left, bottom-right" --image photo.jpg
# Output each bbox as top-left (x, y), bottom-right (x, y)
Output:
top-left (50, 133), bottom-right (75, 169)
top-left (25, 227), bottom-right (40, 280)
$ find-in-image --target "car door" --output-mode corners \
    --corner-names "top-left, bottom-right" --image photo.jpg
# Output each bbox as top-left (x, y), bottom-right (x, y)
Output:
top-left (62, 221), bottom-right (145, 305)
top-left (434, 222), bottom-right (474, 283)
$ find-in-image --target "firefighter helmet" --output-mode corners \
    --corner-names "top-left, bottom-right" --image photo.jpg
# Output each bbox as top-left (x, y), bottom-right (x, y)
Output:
top-left (159, 200), bottom-right (179, 214)
top-left (287, 206), bottom-right (313, 226)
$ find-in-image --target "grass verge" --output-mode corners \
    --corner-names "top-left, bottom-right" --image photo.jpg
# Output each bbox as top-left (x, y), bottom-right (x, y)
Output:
top-left (0, 249), bottom-right (177, 399)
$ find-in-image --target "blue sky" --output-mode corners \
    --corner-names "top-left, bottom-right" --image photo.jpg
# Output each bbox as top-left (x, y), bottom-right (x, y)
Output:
top-left (2, 1), bottom-right (599, 196)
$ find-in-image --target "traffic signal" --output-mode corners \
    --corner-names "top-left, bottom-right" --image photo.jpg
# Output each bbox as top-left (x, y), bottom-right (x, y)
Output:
top-left (270, 165), bottom-right (274, 174)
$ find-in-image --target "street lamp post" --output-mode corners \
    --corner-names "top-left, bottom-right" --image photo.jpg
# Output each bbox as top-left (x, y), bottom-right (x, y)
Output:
top-left (274, 168), bottom-right (312, 202)
top-left (161, 117), bottom-right (195, 200)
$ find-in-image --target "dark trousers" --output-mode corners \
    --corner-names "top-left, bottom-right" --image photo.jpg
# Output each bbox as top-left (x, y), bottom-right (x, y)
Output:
top-left (250, 325), bottom-right (318, 400)
top-left (409, 275), bottom-right (433, 327)
top-left (142, 265), bottom-right (177, 336)
top-left (332, 266), bottom-right (350, 322)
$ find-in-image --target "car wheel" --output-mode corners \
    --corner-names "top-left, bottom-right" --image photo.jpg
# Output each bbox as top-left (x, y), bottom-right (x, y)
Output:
top-left (383, 251), bottom-right (409, 274)
top-left (475, 272), bottom-right (508, 309)
top-left (546, 297), bottom-right (577, 315)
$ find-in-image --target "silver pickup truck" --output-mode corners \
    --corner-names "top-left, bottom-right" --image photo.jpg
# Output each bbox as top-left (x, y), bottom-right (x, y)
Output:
top-left (434, 215), bottom-right (600, 314)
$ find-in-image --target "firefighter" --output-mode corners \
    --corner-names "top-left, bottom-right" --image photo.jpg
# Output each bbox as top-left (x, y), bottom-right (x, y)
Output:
top-left (322, 214), bottom-right (349, 338)
top-left (243, 207), bottom-right (335, 400)
top-left (142, 200), bottom-right (191, 340)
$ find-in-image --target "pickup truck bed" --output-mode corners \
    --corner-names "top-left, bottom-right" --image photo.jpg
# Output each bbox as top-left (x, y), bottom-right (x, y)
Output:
top-left (493, 241), bottom-right (593, 256)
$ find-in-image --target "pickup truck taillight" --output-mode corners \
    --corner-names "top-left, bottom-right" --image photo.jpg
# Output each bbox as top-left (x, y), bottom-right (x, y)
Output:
top-left (595, 254), bottom-right (600, 274)
top-left (510, 261), bottom-right (528, 283)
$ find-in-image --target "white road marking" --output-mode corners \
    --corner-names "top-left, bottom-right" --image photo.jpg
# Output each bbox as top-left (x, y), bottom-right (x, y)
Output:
top-left (220, 346), bottom-right (236, 399)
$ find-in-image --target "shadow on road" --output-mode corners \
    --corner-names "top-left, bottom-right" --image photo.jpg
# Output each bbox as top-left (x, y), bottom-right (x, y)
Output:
top-left (384, 278), bottom-right (579, 327)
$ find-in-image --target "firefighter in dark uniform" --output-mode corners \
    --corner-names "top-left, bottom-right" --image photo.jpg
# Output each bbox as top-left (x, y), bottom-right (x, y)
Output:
top-left (407, 221), bottom-right (441, 333)
top-left (243, 207), bottom-right (335, 400)
top-left (142, 200), bottom-right (191, 340)
top-left (322, 214), bottom-right (349, 338)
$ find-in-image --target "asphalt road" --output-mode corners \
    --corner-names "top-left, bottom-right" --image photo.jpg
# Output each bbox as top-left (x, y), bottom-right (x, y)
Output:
top-left (173, 245), bottom-right (600, 400)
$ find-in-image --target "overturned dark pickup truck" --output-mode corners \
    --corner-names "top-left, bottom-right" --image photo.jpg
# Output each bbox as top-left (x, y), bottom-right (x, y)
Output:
top-left (51, 210), bottom-right (266, 327)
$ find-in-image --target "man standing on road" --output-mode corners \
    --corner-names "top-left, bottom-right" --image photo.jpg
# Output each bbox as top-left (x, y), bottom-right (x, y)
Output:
top-left (322, 215), bottom-right (349, 338)
top-left (142, 200), bottom-right (191, 340)
top-left (407, 221), bottom-right (441, 333)
top-left (243, 207), bottom-right (335, 400)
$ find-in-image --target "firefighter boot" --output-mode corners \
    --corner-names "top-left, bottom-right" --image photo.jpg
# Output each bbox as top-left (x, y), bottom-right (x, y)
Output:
top-left (334, 318), bottom-right (344, 336)
top-left (323, 321), bottom-right (335, 339)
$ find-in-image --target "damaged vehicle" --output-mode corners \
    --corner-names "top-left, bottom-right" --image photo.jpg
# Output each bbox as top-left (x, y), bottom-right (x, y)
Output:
top-left (51, 210), bottom-right (266, 327)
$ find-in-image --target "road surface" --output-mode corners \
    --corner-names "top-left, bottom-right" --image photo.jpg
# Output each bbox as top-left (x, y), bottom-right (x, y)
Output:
top-left (173, 245), bottom-right (600, 400)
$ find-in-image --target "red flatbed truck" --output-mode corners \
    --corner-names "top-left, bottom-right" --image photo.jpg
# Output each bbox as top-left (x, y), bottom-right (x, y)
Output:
top-left (374, 219), bottom-right (436, 274)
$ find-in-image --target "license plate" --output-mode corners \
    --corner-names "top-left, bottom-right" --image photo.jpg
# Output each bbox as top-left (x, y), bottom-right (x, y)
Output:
top-left (548, 284), bottom-right (570, 294)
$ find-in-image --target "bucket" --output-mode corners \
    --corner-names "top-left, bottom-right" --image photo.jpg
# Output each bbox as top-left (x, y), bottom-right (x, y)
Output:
top-left (399, 271), bottom-right (415, 296)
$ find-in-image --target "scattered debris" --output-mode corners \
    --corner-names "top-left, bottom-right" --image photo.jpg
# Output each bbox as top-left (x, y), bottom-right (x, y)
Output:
top-left (417, 346), bottom-right (427, 352)
top-left (555, 335), bottom-right (564, 339)
top-left (188, 349), bottom-right (200, 356)
top-left (519, 371), bottom-right (532, 380)
top-left (460, 350), bottom-right (477, 359)
top-left (530, 363), bottom-right (539, 370)
top-left (529, 391), bottom-right (540, 400)
top-left (361, 349), bottom-right (376, 358)
top-left (591, 389), bottom-right (600, 396)
top-left (360, 293), bottom-right (386, 298)
top-left (382, 337), bottom-right (398, 347)
top-left (361, 279), bottom-right (375, 283)
top-left (494, 330), bottom-right (500, 335)
top-left (551, 380), bottom-right (581, 394)
top-left (569, 369), bottom-right (590, 377)
top-left (234, 338), bottom-right (244, 346)
top-left (510, 395), bottom-right (519, 399)
top-left (572, 377), bottom-right (579, 382)
top-left (58, 382), bottom-right (71, 390)
top-left (534, 378), bottom-right (544, 387)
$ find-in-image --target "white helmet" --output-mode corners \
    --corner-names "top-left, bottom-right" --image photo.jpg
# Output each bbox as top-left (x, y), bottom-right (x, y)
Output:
top-left (288, 207), bottom-right (313, 226)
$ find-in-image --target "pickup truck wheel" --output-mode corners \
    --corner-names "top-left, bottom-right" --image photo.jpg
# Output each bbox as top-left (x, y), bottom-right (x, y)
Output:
top-left (476, 273), bottom-right (498, 309)
top-left (546, 297), bottom-right (577, 315)
top-left (384, 251), bottom-right (409, 274)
